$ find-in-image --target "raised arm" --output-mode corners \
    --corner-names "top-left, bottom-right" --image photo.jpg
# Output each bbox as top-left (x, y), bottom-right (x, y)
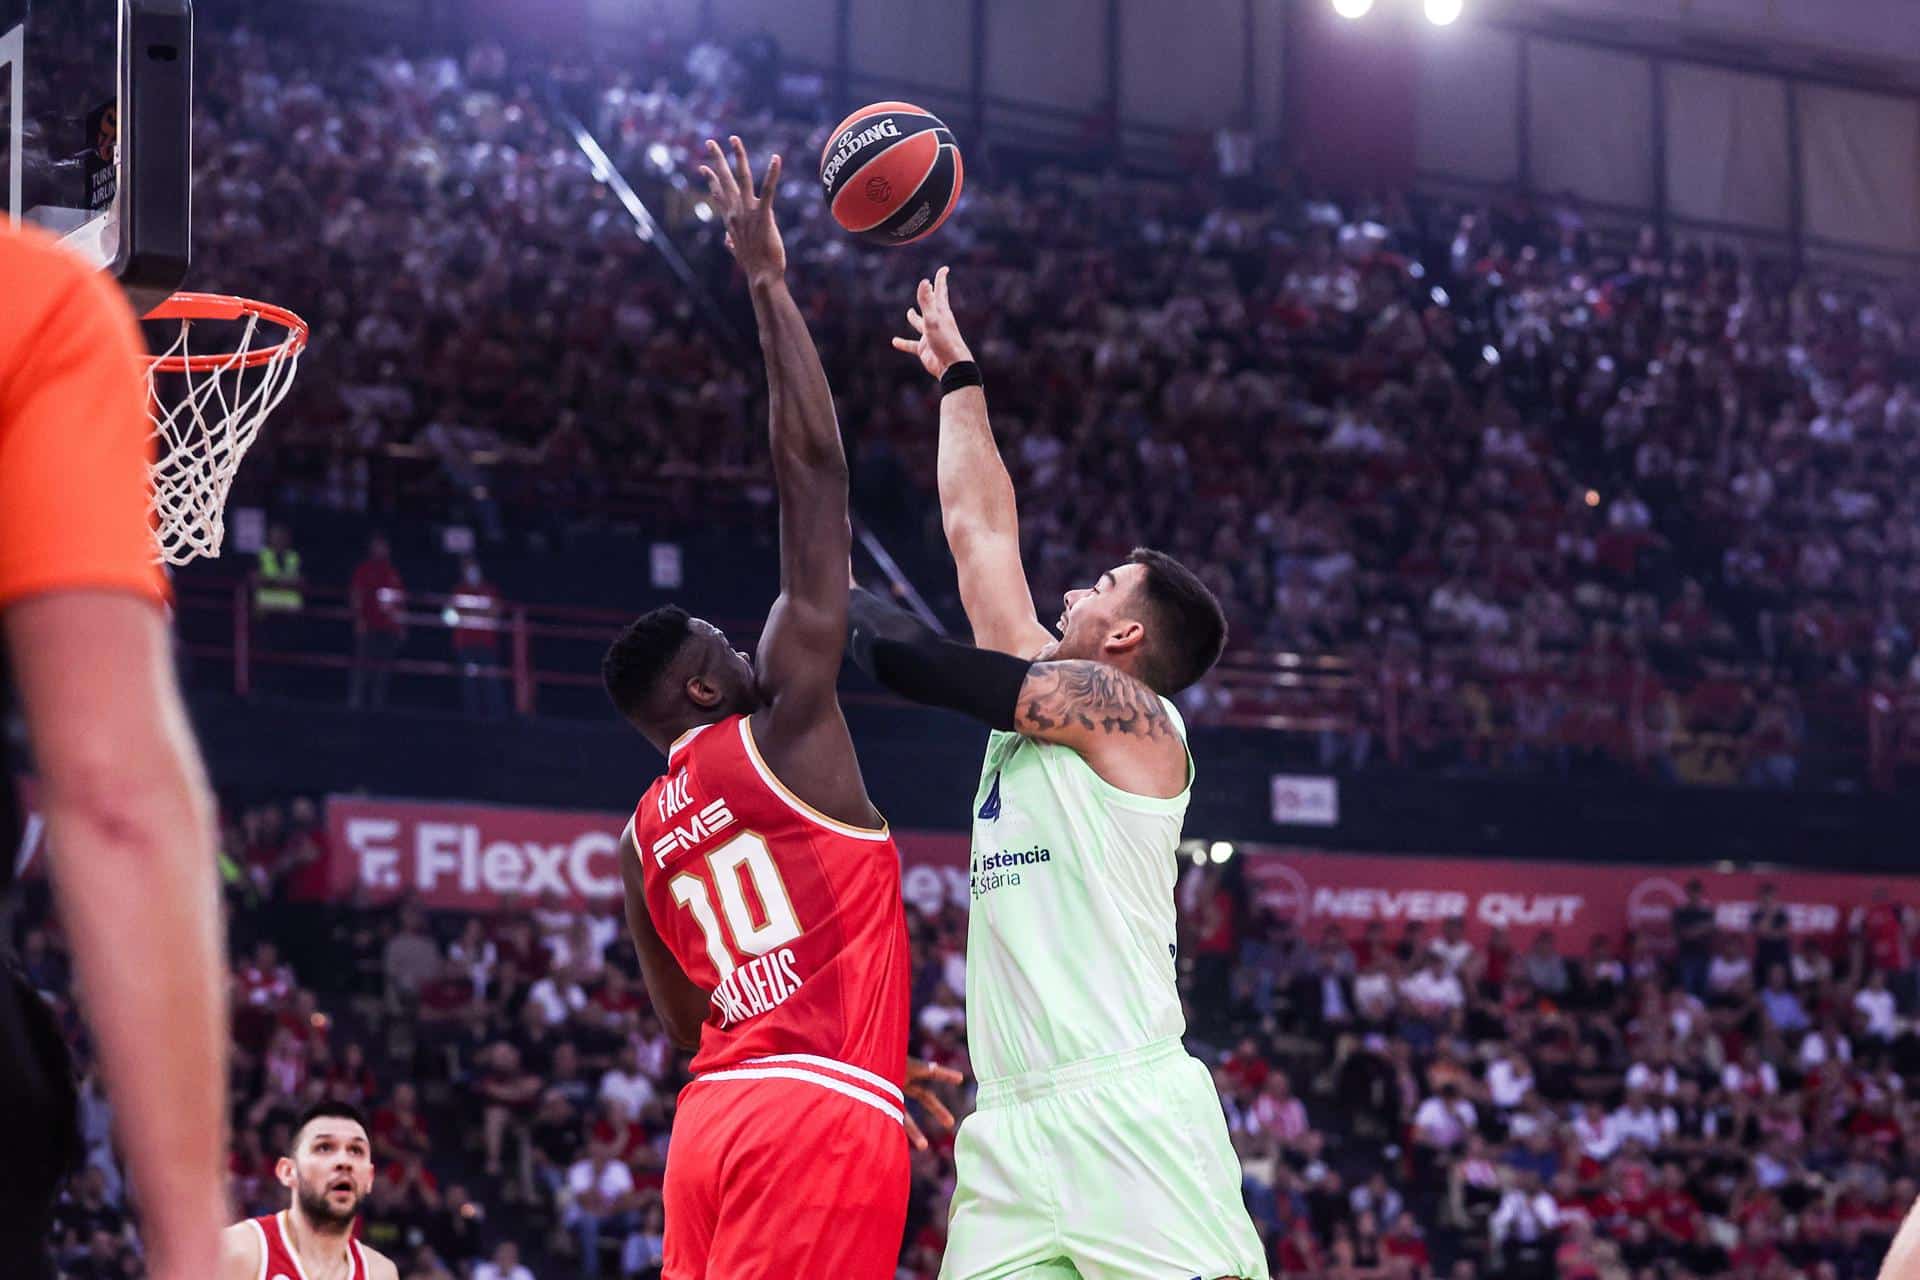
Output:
top-left (699, 137), bottom-right (879, 830)
top-left (893, 268), bottom-right (1054, 658)
top-left (618, 821), bottom-right (709, 1050)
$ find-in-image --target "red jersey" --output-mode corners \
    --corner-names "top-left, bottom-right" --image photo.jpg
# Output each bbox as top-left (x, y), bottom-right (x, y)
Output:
top-left (631, 715), bottom-right (910, 1093)
top-left (245, 1212), bottom-right (370, 1280)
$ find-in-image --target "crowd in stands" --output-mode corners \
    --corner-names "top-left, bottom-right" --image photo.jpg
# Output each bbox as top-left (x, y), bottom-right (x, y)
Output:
top-left (155, 10), bottom-right (1920, 787)
top-left (16, 792), bottom-right (1920, 1279)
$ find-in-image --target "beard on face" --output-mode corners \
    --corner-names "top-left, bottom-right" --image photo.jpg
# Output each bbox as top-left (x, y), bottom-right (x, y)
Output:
top-left (297, 1173), bottom-right (364, 1227)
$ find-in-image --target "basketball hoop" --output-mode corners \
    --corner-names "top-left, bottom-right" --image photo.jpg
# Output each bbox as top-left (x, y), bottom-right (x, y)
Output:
top-left (143, 292), bottom-right (309, 565)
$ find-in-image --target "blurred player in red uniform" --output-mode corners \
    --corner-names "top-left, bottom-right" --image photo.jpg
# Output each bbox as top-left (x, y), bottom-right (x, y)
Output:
top-left (604, 138), bottom-right (959, 1280)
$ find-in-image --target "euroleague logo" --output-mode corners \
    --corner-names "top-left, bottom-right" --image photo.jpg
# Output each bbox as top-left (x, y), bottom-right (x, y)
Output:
top-left (865, 174), bottom-right (894, 204)
top-left (1627, 876), bottom-right (1686, 928)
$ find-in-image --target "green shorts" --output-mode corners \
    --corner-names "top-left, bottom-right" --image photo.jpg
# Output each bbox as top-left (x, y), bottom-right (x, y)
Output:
top-left (939, 1038), bottom-right (1270, 1280)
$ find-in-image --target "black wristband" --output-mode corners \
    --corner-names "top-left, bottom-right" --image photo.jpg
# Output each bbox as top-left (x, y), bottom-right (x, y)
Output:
top-left (940, 361), bottom-right (984, 396)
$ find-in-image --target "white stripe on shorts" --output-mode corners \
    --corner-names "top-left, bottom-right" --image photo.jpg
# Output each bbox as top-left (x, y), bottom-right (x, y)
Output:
top-left (692, 1065), bottom-right (905, 1125)
top-left (740, 1053), bottom-right (905, 1103)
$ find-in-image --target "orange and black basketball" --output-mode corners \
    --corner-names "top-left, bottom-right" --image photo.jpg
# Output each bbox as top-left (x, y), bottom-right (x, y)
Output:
top-left (819, 102), bottom-right (964, 247)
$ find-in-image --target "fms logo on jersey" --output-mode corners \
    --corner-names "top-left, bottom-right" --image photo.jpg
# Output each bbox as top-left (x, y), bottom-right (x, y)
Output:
top-left (969, 845), bottom-right (1050, 899)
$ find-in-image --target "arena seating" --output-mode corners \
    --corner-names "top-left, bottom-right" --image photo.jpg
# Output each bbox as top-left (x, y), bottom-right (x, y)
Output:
top-left (159, 16), bottom-right (1920, 791)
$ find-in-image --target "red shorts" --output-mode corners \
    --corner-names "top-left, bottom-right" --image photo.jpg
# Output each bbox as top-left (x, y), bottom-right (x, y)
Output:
top-left (663, 1058), bottom-right (910, 1280)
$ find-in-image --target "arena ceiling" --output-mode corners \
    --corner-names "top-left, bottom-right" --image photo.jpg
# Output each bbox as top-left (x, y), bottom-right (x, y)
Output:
top-left (1514, 0), bottom-right (1920, 86)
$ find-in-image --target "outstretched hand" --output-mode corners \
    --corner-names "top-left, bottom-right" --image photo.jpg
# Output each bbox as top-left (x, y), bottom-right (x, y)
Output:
top-left (892, 266), bottom-right (975, 381)
top-left (902, 1056), bottom-right (966, 1151)
top-left (699, 135), bottom-right (785, 287)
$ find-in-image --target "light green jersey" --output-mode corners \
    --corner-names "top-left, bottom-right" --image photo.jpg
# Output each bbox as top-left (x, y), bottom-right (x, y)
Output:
top-left (964, 698), bottom-right (1191, 1082)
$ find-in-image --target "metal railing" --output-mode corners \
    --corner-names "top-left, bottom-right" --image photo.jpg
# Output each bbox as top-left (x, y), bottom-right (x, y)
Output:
top-left (178, 579), bottom-right (1896, 791)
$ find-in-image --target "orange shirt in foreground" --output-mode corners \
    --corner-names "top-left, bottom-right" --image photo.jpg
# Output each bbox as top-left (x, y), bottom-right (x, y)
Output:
top-left (0, 224), bottom-right (167, 608)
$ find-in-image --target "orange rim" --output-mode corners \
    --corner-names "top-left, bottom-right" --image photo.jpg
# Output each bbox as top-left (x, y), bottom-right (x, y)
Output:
top-left (145, 292), bottom-right (310, 374)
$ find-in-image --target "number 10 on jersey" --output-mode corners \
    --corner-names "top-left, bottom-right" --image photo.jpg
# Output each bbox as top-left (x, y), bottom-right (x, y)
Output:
top-left (667, 832), bottom-right (802, 979)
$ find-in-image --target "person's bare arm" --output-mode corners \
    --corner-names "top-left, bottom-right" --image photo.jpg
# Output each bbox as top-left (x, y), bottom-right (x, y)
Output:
top-left (618, 822), bottom-right (708, 1049)
top-left (1879, 1195), bottom-right (1920, 1280)
top-left (216, 1222), bottom-right (262, 1280)
top-left (9, 592), bottom-right (226, 1280)
top-left (893, 267), bottom-right (1054, 658)
top-left (700, 136), bottom-right (880, 831)
top-left (361, 1247), bottom-right (402, 1280)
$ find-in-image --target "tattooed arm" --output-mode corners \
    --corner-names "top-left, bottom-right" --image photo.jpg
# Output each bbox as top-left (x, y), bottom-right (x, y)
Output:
top-left (1015, 661), bottom-right (1189, 798)
top-left (845, 591), bottom-right (1186, 797)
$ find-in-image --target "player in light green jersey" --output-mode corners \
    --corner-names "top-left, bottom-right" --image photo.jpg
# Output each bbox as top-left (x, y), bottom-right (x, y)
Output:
top-left (844, 267), bottom-right (1268, 1280)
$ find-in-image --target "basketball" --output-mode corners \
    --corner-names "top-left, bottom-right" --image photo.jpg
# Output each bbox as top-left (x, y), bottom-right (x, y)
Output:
top-left (819, 101), bottom-right (964, 247)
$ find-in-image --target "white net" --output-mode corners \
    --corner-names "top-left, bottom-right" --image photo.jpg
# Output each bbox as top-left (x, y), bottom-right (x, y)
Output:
top-left (145, 300), bottom-right (306, 565)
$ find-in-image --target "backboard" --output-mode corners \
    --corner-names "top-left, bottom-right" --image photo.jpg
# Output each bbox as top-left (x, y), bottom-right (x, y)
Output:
top-left (1, 0), bottom-right (191, 312)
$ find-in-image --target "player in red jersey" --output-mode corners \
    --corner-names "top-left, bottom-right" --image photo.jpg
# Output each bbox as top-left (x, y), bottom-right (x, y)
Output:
top-left (216, 1101), bottom-right (398, 1280)
top-left (603, 137), bottom-right (960, 1280)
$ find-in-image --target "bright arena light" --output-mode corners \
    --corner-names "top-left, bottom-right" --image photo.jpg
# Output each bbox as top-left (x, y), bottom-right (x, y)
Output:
top-left (646, 142), bottom-right (673, 172)
top-left (1331, 0), bottom-right (1374, 19)
top-left (1425, 0), bottom-right (1464, 25)
top-left (1209, 841), bottom-right (1236, 865)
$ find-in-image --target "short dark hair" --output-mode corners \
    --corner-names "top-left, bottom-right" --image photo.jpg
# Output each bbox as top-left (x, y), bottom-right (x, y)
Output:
top-left (1126, 548), bottom-right (1227, 695)
top-left (602, 606), bottom-right (694, 720)
top-left (290, 1100), bottom-right (369, 1154)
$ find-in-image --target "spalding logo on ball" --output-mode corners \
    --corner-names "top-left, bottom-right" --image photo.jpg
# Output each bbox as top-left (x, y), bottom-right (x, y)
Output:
top-left (820, 101), bottom-right (964, 247)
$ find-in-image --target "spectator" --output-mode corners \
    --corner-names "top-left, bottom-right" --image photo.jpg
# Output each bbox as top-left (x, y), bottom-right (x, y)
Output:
top-left (621, 1198), bottom-right (667, 1278)
top-left (598, 1043), bottom-right (657, 1122)
top-left (1706, 933), bottom-right (1754, 1002)
top-left (1486, 1048), bottom-right (1534, 1113)
top-left (349, 532), bottom-right (407, 708)
top-left (448, 916), bottom-right (499, 999)
top-left (545, 1041), bottom-right (594, 1113)
top-left (525, 1089), bottom-right (581, 1200)
top-left (1429, 916), bottom-right (1475, 977)
top-left (383, 906), bottom-right (443, 1010)
top-left (1489, 1171), bottom-right (1559, 1277)
top-left (1609, 1088), bottom-right (1672, 1151)
top-left (1855, 968), bottom-right (1899, 1041)
top-left (450, 555), bottom-right (509, 718)
top-left (252, 521), bottom-right (305, 693)
top-left (1413, 1079), bottom-right (1476, 1159)
top-left (1752, 882), bottom-right (1792, 979)
top-left (1759, 965), bottom-right (1810, 1034)
top-left (527, 960), bottom-right (589, 1028)
top-left (372, 1082), bottom-right (432, 1162)
top-left (563, 1147), bottom-right (638, 1279)
top-left (1671, 880), bottom-right (1715, 997)
top-left (1252, 1070), bottom-right (1310, 1150)
top-left (473, 1240), bottom-right (534, 1280)
top-left (474, 1042), bottom-right (543, 1177)
top-left (1519, 932), bottom-right (1569, 997)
